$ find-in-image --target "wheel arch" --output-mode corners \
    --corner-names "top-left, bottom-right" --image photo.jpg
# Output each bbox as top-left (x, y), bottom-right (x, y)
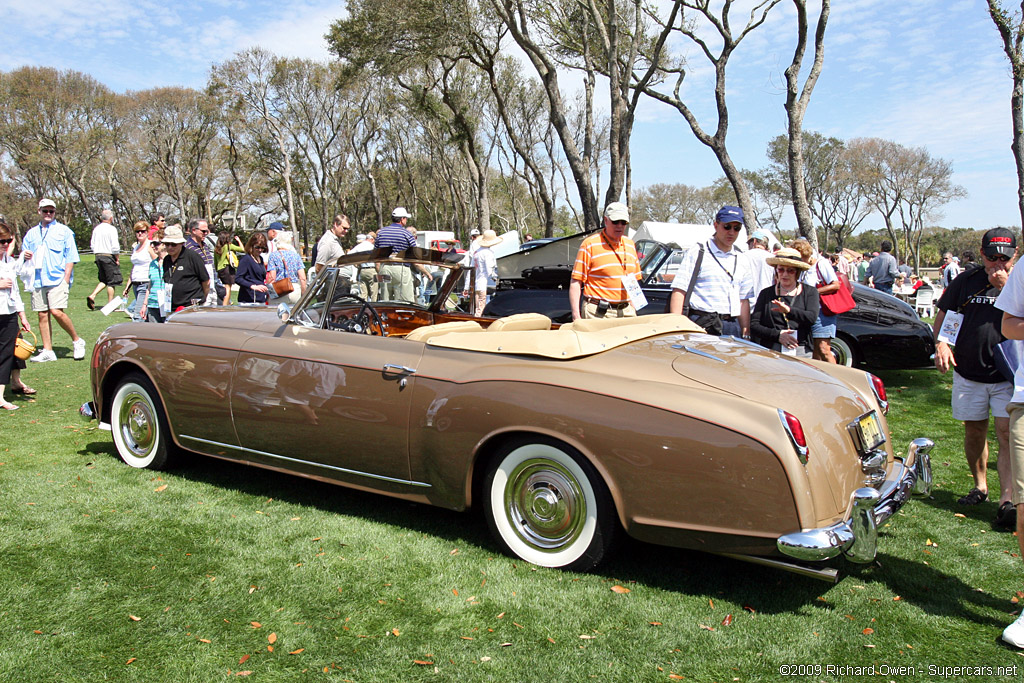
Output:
top-left (98, 361), bottom-right (181, 449)
top-left (466, 428), bottom-right (627, 531)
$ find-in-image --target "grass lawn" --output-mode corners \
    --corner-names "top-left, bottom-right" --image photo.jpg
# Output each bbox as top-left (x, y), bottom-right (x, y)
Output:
top-left (1, 257), bottom-right (1022, 681)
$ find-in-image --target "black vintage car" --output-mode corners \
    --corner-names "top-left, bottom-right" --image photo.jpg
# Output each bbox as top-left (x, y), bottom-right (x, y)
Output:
top-left (484, 238), bottom-right (935, 369)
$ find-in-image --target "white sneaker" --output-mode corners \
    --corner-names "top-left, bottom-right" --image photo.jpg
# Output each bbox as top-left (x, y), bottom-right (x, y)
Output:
top-left (73, 338), bottom-right (86, 360)
top-left (30, 348), bottom-right (57, 362)
top-left (1004, 612), bottom-right (1024, 648)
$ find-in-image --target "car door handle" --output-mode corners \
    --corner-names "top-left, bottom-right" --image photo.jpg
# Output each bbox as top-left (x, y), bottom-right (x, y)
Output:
top-left (382, 364), bottom-right (416, 389)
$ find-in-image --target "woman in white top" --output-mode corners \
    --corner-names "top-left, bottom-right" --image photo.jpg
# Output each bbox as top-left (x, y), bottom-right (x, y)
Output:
top-left (472, 230), bottom-right (502, 314)
top-left (127, 220), bottom-right (157, 322)
top-left (0, 222), bottom-right (34, 410)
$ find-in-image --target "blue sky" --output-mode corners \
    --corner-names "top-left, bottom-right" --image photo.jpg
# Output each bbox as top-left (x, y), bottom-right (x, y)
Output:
top-left (0, 0), bottom-right (1017, 232)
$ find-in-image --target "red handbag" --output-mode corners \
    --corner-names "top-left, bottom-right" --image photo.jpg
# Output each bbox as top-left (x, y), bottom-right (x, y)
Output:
top-left (819, 270), bottom-right (856, 316)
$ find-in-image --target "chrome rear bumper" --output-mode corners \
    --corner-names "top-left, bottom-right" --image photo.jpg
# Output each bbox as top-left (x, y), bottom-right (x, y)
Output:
top-left (777, 437), bottom-right (933, 563)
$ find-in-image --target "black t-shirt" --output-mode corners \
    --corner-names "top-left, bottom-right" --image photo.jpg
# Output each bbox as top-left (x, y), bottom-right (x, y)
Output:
top-left (936, 267), bottom-right (1006, 383)
top-left (163, 247), bottom-right (210, 310)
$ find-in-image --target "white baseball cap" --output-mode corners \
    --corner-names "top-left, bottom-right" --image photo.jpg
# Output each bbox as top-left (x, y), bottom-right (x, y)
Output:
top-left (391, 206), bottom-right (412, 219)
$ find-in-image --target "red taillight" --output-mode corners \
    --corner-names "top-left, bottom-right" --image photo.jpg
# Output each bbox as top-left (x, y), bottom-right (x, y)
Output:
top-left (868, 373), bottom-right (888, 414)
top-left (779, 409), bottom-right (809, 464)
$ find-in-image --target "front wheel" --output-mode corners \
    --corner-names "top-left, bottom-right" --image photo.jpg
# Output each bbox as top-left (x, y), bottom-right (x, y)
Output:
top-left (110, 372), bottom-right (175, 470)
top-left (484, 438), bottom-right (619, 571)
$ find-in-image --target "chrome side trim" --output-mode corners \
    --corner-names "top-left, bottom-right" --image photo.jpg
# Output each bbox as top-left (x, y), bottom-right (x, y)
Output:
top-left (178, 434), bottom-right (432, 488)
top-left (717, 552), bottom-right (840, 583)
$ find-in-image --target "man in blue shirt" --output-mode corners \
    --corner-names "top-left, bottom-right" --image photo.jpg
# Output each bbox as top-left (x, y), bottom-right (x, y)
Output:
top-left (20, 199), bottom-right (86, 362)
top-left (376, 207), bottom-right (417, 302)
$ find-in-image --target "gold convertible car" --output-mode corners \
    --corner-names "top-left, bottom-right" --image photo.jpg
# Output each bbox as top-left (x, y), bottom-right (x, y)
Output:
top-left (82, 248), bottom-right (932, 581)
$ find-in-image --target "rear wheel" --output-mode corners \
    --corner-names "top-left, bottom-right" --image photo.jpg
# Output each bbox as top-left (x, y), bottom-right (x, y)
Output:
top-left (830, 335), bottom-right (859, 367)
top-left (110, 372), bottom-right (175, 470)
top-left (484, 437), bottom-right (619, 571)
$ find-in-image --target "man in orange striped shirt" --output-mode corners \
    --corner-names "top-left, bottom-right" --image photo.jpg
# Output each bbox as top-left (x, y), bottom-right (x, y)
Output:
top-left (569, 202), bottom-right (642, 320)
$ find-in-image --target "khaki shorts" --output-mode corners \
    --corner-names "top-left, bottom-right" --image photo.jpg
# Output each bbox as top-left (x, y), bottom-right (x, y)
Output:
top-left (1006, 402), bottom-right (1024, 505)
top-left (952, 372), bottom-right (1012, 421)
top-left (31, 280), bottom-right (70, 311)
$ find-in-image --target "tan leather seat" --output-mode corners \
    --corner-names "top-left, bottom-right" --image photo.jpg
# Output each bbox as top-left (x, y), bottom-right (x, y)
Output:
top-left (405, 320), bottom-right (483, 342)
top-left (487, 313), bottom-right (552, 332)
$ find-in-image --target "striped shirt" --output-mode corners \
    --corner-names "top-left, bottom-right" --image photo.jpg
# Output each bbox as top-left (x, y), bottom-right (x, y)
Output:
top-left (671, 239), bottom-right (754, 316)
top-left (376, 223), bottom-right (416, 255)
top-left (571, 232), bottom-right (641, 302)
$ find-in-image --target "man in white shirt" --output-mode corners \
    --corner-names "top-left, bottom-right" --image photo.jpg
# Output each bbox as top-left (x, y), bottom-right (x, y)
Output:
top-left (668, 206), bottom-right (754, 337)
top-left (744, 229), bottom-right (774, 304)
top-left (349, 232), bottom-right (377, 300)
top-left (86, 209), bottom-right (122, 310)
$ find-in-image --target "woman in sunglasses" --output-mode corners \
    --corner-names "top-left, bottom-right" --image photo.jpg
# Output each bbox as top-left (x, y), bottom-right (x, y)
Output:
top-left (749, 247), bottom-right (820, 356)
top-left (0, 222), bottom-right (35, 410)
top-left (236, 233), bottom-right (269, 304)
top-left (126, 220), bottom-right (158, 321)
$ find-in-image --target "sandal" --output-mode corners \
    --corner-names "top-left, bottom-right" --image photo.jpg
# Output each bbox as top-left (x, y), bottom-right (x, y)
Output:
top-left (958, 487), bottom-right (988, 505)
top-left (11, 384), bottom-right (36, 395)
top-left (0, 402), bottom-right (19, 411)
top-left (86, 296), bottom-right (96, 311)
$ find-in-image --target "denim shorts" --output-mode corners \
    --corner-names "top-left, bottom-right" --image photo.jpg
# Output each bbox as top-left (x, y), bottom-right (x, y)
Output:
top-left (811, 310), bottom-right (837, 339)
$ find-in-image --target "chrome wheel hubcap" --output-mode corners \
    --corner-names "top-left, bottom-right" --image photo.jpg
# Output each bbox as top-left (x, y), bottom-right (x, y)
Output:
top-left (119, 391), bottom-right (156, 458)
top-left (504, 458), bottom-right (586, 552)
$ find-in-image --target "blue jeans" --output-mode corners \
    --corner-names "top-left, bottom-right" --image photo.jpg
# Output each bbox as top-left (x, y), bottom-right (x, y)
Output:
top-left (875, 281), bottom-right (893, 295)
top-left (129, 282), bottom-right (149, 322)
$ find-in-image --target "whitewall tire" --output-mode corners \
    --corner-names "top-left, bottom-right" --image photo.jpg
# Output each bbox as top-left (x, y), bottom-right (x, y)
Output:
top-left (110, 373), bottom-right (173, 470)
top-left (484, 438), bottom-right (618, 571)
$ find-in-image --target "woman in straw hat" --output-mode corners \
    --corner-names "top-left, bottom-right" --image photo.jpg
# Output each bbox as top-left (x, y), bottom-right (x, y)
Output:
top-left (750, 247), bottom-right (820, 355)
top-left (472, 229), bottom-right (502, 314)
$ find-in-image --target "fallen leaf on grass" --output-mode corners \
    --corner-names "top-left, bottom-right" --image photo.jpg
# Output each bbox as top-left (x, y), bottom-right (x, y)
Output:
top-left (954, 513), bottom-right (966, 518)
top-left (239, 655), bottom-right (250, 665)
top-left (610, 585), bottom-right (630, 594)
top-left (452, 589), bottom-right (459, 597)
top-left (391, 628), bottom-right (400, 637)
top-left (250, 622), bottom-right (261, 628)
top-left (496, 612), bottom-right (505, 619)
top-left (450, 548), bottom-right (459, 555)
top-left (198, 638), bottom-right (211, 643)
top-left (721, 614), bottom-right (733, 626)
top-left (1012, 596), bottom-right (1020, 604)
top-left (125, 658), bottom-right (136, 665)
top-left (743, 605), bottom-right (756, 613)
top-left (154, 484), bottom-right (167, 492)
top-left (480, 656), bottom-right (492, 662)
top-left (669, 675), bottom-right (685, 680)
top-left (708, 598), bottom-right (714, 609)
top-left (128, 615), bottom-right (141, 622)
top-left (547, 637), bottom-right (555, 643)
top-left (500, 642), bottom-right (512, 647)
top-left (460, 636), bottom-right (473, 640)
top-left (289, 648), bottom-right (304, 654)
top-left (699, 624), bottom-right (715, 631)
top-left (579, 634), bottom-right (596, 639)
top-left (862, 628), bottom-right (874, 635)
top-left (268, 633), bottom-right (277, 644)
top-left (414, 660), bottom-right (434, 665)
top-left (649, 622), bottom-right (663, 626)
top-left (236, 672), bottom-right (252, 677)
top-left (893, 596), bottom-right (902, 601)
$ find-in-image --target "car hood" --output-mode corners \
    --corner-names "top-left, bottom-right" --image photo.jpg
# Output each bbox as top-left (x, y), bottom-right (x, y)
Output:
top-left (166, 307), bottom-right (285, 333)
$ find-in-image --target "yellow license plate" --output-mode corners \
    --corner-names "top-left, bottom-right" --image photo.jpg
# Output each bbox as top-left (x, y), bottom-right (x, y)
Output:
top-left (858, 412), bottom-right (885, 451)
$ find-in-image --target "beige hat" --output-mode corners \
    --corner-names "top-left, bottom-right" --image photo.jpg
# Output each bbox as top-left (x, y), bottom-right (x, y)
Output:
top-left (274, 231), bottom-right (293, 249)
top-left (604, 202), bottom-right (629, 222)
top-left (478, 229), bottom-right (502, 248)
top-left (766, 247), bottom-right (810, 271)
top-left (162, 225), bottom-right (186, 244)
top-left (38, 198), bottom-right (56, 209)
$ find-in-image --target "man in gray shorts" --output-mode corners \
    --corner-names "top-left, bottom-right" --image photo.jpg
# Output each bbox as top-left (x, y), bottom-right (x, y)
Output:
top-left (20, 199), bottom-right (86, 362)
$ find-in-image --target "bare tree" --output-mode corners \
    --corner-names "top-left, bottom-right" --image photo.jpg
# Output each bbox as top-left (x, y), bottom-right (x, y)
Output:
top-left (987, 0), bottom-right (1024, 227)
top-left (635, 0), bottom-right (783, 231)
top-left (783, 0), bottom-right (829, 248)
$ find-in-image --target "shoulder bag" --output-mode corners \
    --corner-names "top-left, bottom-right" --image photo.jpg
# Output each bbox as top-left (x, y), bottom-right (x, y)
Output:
top-left (818, 263), bottom-right (856, 316)
top-left (273, 277), bottom-right (294, 297)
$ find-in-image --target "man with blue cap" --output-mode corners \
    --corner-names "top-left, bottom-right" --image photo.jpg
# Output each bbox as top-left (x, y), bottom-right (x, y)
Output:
top-left (668, 205), bottom-right (754, 337)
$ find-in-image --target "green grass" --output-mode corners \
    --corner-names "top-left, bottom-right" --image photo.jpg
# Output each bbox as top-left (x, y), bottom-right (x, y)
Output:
top-left (1, 258), bottom-right (1023, 681)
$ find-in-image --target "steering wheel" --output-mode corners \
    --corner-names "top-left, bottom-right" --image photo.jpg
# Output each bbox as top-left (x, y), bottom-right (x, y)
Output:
top-left (330, 292), bottom-right (387, 336)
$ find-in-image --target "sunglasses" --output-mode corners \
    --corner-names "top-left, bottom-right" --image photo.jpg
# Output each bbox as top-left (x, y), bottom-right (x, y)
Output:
top-left (776, 266), bottom-right (798, 274)
top-left (0, 238), bottom-right (12, 245)
top-left (151, 241), bottom-right (162, 246)
top-left (135, 229), bottom-right (148, 234)
top-left (40, 209), bottom-right (55, 214)
top-left (984, 254), bottom-right (1011, 263)
top-left (610, 220), bottom-right (628, 226)
top-left (720, 223), bottom-right (742, 232)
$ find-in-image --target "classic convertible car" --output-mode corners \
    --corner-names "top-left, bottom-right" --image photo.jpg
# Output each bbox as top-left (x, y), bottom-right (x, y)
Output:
top-left (82, 248), bottom-right (932, 581)
top-left (485, 239), bottom-right (936, 369)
